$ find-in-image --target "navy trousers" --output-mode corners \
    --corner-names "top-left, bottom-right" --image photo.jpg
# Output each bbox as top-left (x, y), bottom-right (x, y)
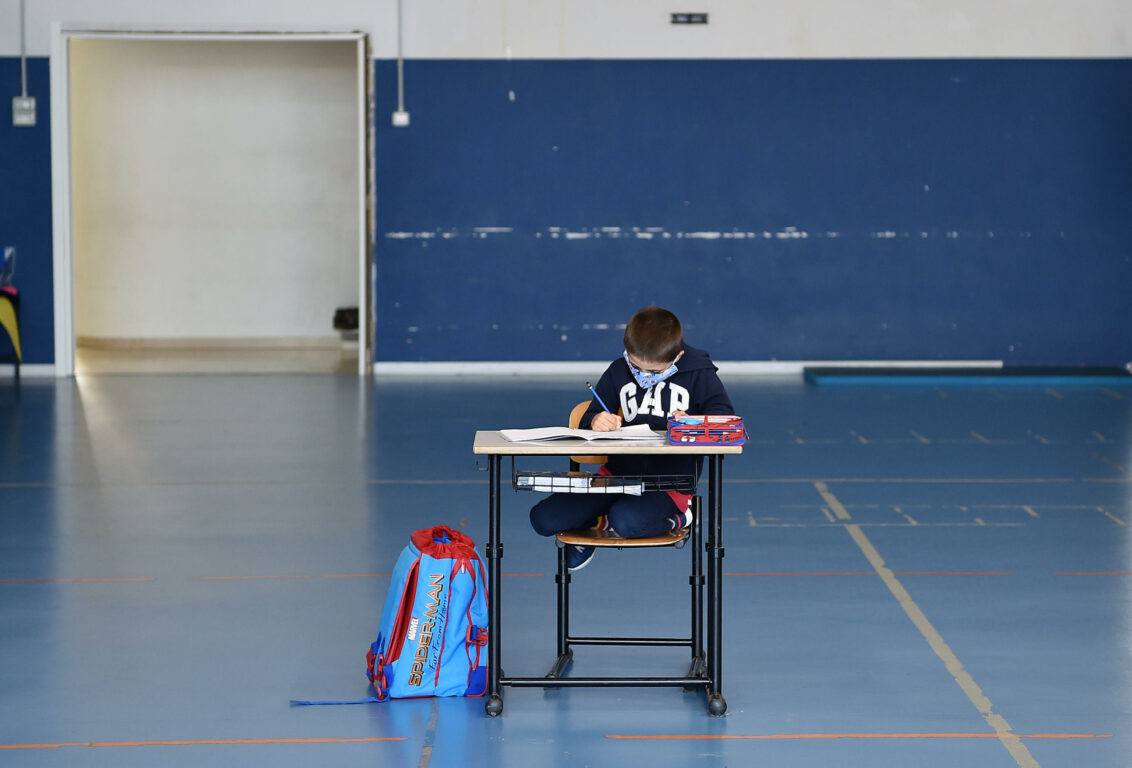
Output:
top-left (530, 492), bottom-right (676, 539)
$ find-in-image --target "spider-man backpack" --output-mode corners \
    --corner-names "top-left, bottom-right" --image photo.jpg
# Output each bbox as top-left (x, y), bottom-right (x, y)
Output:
top-left (366, 526), bottom-right (489, 700)
top-left (291, 525), bottom-right (488, 706)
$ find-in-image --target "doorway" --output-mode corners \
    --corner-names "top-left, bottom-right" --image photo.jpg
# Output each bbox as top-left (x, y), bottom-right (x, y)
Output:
top-left (52, 31), bottom-right (372, 375)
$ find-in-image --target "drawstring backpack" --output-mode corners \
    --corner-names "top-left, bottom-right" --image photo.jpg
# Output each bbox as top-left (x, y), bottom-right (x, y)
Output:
top-left (291, 525), bottom-right (489, 706)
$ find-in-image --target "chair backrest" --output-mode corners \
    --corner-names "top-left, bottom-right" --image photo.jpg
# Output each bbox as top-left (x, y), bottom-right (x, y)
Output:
top-left (570, 400), bottom-right (606, 467)
top-left (568, 401), bottom-right (591, 430)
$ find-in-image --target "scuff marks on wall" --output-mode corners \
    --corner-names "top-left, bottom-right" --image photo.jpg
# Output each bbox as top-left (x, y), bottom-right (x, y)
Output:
top-left (383, 226), bottom-right (1067, 242)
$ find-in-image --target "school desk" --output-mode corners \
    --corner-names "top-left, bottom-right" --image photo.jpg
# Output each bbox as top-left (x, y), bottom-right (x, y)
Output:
top-left (472, 430), bottom-right (743, 716)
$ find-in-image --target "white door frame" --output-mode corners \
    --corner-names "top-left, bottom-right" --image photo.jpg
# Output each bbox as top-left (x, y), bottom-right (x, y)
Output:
top-left (50, 26), bottom-right (372, 376)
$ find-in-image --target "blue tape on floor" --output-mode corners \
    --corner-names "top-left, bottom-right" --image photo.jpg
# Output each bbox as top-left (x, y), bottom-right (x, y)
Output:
top-left (803, 367), bottom-right (1132, 387)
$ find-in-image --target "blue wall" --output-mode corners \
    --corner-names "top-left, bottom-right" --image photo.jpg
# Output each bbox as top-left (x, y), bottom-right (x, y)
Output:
top-left (374, 59), bottom-right (1132, 364)
top-left (0, 57), bottom-right (53, 365)
top-left (2, 57), bottom-right (1129, 367)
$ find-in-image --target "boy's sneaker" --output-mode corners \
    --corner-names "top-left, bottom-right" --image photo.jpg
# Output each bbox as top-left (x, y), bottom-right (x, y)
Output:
top-left (669, 502), bottom-right (694, 533)
top-left (566, 545), bottom-right (596, 572)
top-left (590, 514), bottom-right (613, 533)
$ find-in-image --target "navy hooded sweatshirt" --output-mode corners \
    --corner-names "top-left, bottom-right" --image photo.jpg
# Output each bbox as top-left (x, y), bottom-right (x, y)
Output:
top-left (579, 344), bottom-right (734, 483)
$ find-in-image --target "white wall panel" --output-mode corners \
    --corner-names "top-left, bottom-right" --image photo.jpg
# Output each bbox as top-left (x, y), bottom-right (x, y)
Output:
top-left (70, 38), bottom-right (359, 340)
top-left (2, 0), bottom-right (1130, 58)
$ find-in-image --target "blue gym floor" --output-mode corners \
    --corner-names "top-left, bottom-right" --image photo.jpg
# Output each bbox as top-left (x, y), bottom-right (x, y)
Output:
top-left (1, 373), bottom-right (1129, 767)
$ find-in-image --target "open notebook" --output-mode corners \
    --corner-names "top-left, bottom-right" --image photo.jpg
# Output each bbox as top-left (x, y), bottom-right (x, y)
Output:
top-left (499, 424), bottom-right (662, 442)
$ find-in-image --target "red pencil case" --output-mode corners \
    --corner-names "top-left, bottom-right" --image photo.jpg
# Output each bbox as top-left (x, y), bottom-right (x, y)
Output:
top-left (666, 415), bottom-right (746, 446)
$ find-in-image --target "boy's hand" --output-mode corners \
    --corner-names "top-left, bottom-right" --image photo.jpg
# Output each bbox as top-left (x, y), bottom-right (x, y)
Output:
top-left (672, 410), bottom-right (688, 419)
top-left (590, 411), bottom-right (621, 432)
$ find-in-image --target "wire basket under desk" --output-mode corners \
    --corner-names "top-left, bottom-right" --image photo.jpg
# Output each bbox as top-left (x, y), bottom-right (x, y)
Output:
top-left (512, 468), bottom-right (697, 495)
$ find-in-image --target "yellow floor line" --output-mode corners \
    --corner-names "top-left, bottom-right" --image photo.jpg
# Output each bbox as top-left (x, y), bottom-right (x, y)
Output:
top-left (1102, 510), bottom-right (1127, 527)
top-left (813, 481), bottom-right (1040, 768)
top-left (1091, 453), bottom-right (1127, 473)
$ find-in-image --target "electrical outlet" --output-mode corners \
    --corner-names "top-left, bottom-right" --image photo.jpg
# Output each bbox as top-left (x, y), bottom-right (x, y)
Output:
top-left (12, 96), bottom-right (36, 127)
top-left (392, 110), bottom-right (410, 127)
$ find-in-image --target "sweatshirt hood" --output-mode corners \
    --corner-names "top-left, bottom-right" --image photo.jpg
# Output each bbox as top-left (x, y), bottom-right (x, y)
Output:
top-left (674, 344), bottom-right (718, 373)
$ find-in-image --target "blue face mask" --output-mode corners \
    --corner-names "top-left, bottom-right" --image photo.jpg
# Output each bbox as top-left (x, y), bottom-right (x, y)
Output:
top-left (623, 351), bottom-right (680, 389)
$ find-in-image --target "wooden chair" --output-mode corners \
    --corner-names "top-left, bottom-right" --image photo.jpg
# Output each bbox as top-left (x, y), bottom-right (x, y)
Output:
top-left (547, 402), bottom-right (705, 687)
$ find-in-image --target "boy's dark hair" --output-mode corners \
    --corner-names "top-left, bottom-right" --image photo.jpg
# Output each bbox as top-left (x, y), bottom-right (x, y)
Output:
top-left (623, 306), bottom-right (683, 363)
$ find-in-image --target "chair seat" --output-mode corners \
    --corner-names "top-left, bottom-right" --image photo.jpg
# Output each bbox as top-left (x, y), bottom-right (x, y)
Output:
top-left (556, 527), bottom-right (689, 548)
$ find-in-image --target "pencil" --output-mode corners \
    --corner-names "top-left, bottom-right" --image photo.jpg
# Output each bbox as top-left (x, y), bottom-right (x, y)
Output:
top-left (586, 382), bottom-right (612, 413)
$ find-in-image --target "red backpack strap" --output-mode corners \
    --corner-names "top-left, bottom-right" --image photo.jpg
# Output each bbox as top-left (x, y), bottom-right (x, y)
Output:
top-left (384, 558), bottom-right (421, 662)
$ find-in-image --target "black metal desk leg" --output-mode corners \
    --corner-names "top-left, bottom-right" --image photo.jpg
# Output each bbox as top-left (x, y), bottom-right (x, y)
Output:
top-left (692, 495), bottom-right (704, 662)
top-left (706, 455), bottom-right (727, 716)
top-left (485, 455), bottom-right (504, 716)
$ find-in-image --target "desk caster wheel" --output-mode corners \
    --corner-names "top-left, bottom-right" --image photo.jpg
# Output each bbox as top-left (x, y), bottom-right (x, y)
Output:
top-left (485, 695), bottom-right (504, 717)
top-left (707, 693), bottom-right (727, 717)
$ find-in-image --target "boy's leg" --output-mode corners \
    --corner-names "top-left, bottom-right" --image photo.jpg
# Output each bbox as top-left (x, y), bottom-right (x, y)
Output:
top-left (606, 493), bottom-right (681, 538)
top-left (530, 493), bottom-right (617, 537)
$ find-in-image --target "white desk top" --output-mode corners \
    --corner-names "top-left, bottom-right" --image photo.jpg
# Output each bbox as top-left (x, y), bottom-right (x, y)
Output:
top-left (472, 430), bottom-right (745, 456)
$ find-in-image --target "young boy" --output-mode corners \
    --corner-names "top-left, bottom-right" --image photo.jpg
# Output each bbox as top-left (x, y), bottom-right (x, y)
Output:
top-left (529, 306), bottom-right (734, 571)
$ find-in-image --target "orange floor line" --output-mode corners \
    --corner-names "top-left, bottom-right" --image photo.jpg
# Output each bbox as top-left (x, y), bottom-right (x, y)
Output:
top-left (723, 571), bottom-right (1010, 576)
top-left (0, 578), bottom-right (157, 584)
top-left (1057, 571), bottom-right (1132, 576)
top-left (894, 571), bottom-right (1011, 576)
top-left (191, 574), bottom-right (391, 581)
top-left (190, 572), bottom-right (542, 580)
top-left (606, 732), bottom-right (1112, 741)
top-left (725, 571), bottom-right (876, 576)
top-left (0, 737), bottom-right (406, 750)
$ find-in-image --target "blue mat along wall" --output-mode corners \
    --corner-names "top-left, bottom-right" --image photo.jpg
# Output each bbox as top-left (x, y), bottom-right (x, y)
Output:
top-left (0, 57), bottom-right (52, 366)
top-left (374, 59), bottom-right (1132, 364)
